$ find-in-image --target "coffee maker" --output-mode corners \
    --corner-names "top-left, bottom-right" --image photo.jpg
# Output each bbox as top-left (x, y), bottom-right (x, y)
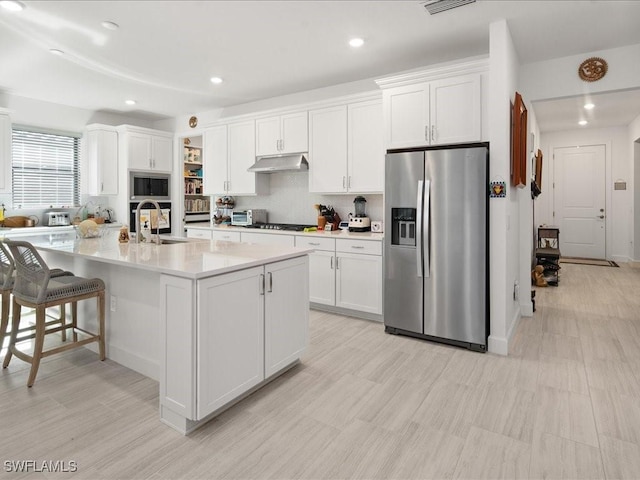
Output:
top-left (348, 196), bottom-right (371, 232)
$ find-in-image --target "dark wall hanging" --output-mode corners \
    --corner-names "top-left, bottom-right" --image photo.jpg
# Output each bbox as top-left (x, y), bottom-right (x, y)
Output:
top-left (511, 92), bottom-right (528, 188)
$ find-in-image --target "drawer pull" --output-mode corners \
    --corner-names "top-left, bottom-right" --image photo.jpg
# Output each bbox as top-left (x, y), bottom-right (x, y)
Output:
top-left (351, 245), bottom-right (365, 249)
top-left (309, 242), bottom-right (320, 246)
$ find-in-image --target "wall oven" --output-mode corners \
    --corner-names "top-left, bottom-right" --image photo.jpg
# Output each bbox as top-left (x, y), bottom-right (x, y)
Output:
top-left (130, 202), bottom-right (172, 234)
top-left (129, 171), bottom-right (171, 201)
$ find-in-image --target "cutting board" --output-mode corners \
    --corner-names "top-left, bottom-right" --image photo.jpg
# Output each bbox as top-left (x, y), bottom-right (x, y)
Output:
top-left (3, 216), bottom-right (32, 227)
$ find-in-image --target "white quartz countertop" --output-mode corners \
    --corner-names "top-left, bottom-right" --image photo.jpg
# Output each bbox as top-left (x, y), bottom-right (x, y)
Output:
top-left (187, 222), bottom-right (384, 240)
top-left (2, 229), bottom-right (311, 280)
top-left (0, 223), bottom-right (122, 235)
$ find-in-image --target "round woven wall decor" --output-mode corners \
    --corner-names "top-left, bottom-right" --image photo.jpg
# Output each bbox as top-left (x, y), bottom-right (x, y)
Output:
top-left (578, 57), bottom-right (608, 82)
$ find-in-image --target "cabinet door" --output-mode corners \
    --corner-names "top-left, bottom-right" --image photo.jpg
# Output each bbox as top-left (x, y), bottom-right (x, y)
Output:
top-left (430, 74), bottom-right (481, 145)
top-left (264, 257), bottom-right (309, 378)
top-left (152, 135), bottom-right (174, 172)
top-left (336, 253), bottom-right (382, 314)
top-left (308, 250), bottom-right (335, 306)
top-left (87, 129), bottom-right (118, 195)
top-left (186, 228), bottom-right (212, 239)
top-left (127, 132), bottom-right (153, 170)
top-left (280, 111), bottom-right (308, 154)
top-left (309, 105), bottom-right (347, 193)
top-left (211, 230), bottom-right (241, 242)
top-left (255, 116), bottom-right (280, 156)
top-left (203, 125), bottom-right (228, 195)
top-left (241, 232), bottom-right (295, 247)
top-left (197, 266), bottom-right (265, 419)
top-left (0, 112), bottom-right (11, 194)
top-left (348, 100), bottom-right (383, 193)
top-left (227, 121), bottom-right (257, 195)
top-left (384, 83), bottom-right (430, 149)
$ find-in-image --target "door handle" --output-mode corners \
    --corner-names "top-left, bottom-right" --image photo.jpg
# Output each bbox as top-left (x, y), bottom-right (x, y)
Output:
top-left (425, 126), bottom-right (429, 142)
top-left (259, 273), bottom-right (265, 295)
top-left (424, 180), bottom-right (431, 278)
top-left (343, 176), bottom-right (346, 189)
top-left (330, 256), bottom-right (334, 269)
top-left (597, 215), bottom-right (605, 219)
top-left (416, 180), bottom-right (424, 277)
top-left (431, 125), bottom-right (436, 143)
top-left (267, 272), bottom-right (273, 293)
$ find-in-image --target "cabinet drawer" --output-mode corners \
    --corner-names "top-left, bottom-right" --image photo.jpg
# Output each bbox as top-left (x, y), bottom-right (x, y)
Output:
top-left (336, 238), bottom-right (382, 255)
top-left (295, 236), bottom-right (335, 252)
top-left (187, 229), bottom-right (212, 240)
top-left (212, 230), bottom-right (241, 242)
top-left (241, 232), bottom-right (295, 247)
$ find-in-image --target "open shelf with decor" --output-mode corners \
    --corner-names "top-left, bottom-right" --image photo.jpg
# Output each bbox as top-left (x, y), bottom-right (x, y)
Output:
top-left (183, 140), bottom-right (211, 227)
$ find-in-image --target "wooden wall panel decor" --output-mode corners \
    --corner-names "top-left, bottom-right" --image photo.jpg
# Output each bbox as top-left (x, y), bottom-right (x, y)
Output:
top-left (534, 148), bottom-right (543, 189)
top-left (511, 92), bottom-right (528, 188)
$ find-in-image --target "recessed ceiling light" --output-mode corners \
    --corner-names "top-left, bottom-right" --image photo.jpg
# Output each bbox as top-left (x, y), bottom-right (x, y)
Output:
top-left (578, 120), bottom-right (588, 126)
top-left (101, 20), bottom-right (120, 30)
top-left (584, 103), bottom-right (595, 110)
top-left (125, 99), bottom-right (136, 106)
top-left (349, 38), bottom-right (364, 48)
top-left (210, 77), bottom-right (223, 84)
top-left (49, 49), bottom-right (64, 56)
top-left (0, 1), bottom-right (25, 12)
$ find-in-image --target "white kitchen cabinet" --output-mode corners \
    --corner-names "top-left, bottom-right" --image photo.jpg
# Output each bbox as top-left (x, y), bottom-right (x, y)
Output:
top-left (241, 232), bottom-right (295, 247)
top-left (119, 126), bottom-right (173, 172)
top-left (186, 228), bottom-right (212, 239)
top-left (309, 99), bottom-right (383, 194)
top-left (203, 121), bottom-right (267, 196)
top-left (211, 230), bottom-right (240, 242)
top-left (85, 124), bottom-right (118, 195)
top-left (384, 73), bottom-right (481, 149)
top-left (255, 111), bottom-right (308, 156)
top-left (197, 266), bottom-right (265, 419)
top-left (0, 109), bottom-right (11, 194)
top-left (308, 105), bottom-right (347, 193)
top-left (335, 252), bottom-right (383, 315)
top-left (196, 256), bottom-right (308, 420)
top-left (295, 236), bottom-right (336, 306)
top-left (264, 257), bottom-right (309, 378)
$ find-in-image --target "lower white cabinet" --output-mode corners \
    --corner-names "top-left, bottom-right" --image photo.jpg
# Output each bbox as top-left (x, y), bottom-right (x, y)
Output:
top-left (196, 257), bottom-right (308, 420)
top-left (296, 236), bottom-right (382, 316)
top-left (186, 228), bottom-right (212, 239)
top-left (212, 230), bottom-right (241, 242)
top-left (241, 232), bottom-right (295, 247)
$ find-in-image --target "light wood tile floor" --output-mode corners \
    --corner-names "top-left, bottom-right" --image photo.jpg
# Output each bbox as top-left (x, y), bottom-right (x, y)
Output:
top-left (1, 263), bottom-right (640, 479)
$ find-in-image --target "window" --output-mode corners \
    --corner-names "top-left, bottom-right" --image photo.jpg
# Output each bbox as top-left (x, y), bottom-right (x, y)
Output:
top-left (11, 128), bottom-right (80, 208)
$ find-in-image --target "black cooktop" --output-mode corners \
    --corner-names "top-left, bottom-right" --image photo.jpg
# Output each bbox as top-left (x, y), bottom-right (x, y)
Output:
top-left (245, 223), bottom-right (316, 231)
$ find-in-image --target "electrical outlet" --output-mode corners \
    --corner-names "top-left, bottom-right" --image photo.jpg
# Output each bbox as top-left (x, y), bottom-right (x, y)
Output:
top-left (110, 295), bottom-right (117, 312)
top-left (513, 280), bottom-right (520, 301)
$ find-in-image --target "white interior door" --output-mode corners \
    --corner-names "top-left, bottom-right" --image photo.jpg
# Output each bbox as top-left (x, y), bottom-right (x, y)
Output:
top-left (553, 145), bottom-right (606, 259)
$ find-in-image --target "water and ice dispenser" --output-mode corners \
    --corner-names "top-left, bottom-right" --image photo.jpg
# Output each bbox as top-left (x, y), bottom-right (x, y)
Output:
top-left (391, 208), bottom-right (416, 246)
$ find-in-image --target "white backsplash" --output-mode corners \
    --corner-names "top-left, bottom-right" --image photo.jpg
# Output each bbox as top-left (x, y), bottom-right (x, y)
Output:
top-left (230, 172), bottom-right (383, 225)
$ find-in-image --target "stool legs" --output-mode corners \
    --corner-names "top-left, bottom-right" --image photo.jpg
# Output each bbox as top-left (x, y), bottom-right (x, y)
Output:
top-left (71, 301), bottom-right (78, 343)
top-left (59, 304), bottom-right (66, 342)
top-left (0, 289), bottom-right (9, 350)
top-left (3, 299), bottom-right (20, 368)
top-left (27, 306), bottom-right (46, 388)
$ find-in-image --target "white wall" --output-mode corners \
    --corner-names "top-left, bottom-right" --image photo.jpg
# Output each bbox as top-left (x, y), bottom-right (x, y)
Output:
top-left (488, 19), bottom-right (524, 355)
top-left (539, 126), bottom-right (632, 263)
top-left (631, 113), bottom-right (640, 260)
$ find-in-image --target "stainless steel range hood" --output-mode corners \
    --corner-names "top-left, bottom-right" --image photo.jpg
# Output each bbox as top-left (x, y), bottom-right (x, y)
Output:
top-left (247, 153), bottom-right (309, 173)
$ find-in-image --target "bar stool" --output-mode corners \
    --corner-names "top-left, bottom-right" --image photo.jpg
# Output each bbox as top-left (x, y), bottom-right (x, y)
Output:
top-left (2, 239), bottom-right (106, 387)
top-left (0, 240), bottom-right (71, 353)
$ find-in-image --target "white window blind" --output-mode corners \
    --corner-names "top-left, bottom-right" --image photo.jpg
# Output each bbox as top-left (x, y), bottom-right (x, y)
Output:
top-left (11, 128), bottom-right (81, 208)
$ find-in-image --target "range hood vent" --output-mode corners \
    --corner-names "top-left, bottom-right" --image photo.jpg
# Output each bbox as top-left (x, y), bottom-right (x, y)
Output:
top-left (247, 153), bottom-right (309, 173)
top-left (419, 0), bottom-right (476, 15)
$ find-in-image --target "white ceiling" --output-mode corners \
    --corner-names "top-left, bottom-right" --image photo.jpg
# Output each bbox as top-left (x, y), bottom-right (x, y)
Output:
top-left (1, 0), bottom-right (640, 130)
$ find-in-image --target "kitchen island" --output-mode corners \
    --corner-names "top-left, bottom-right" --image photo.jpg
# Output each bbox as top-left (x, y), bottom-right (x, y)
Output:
top-left (5, 229), bottom-right (311, 434)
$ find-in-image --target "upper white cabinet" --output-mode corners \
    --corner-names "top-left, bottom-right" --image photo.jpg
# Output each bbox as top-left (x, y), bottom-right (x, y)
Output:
top-left (309, 98), bottom-right (383, 194)
top-left (382, 73), bottom-right (482, 149)
top-left (203, 121), bottom-right (267, 196)
top-left (0, 109), bottom-right (11, 194)
top-left (118, 126), bottom-right (173, 172)
top-left (85, 124), bottom-right (118, 195)
top-left (255, 111), bottom-right (308, 156)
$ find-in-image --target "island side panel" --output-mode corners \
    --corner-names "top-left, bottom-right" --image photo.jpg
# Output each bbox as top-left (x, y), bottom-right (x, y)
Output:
top-left (159, 274), bottom-right (196, 431)
top-left (39, 250), bottom-right (162, 380)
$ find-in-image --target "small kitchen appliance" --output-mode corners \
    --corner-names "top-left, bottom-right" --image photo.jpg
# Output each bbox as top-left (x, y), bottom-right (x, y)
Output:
top-left (45, 211), bottom-right (71, 226)
top-left (231, 209), bottom-right (267, 226)
top-left (348, 196), bottom-right (371, 232)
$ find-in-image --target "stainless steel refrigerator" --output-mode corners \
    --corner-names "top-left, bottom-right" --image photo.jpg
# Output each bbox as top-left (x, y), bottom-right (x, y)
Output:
top-left (384, 144), bottom-right (489, 351)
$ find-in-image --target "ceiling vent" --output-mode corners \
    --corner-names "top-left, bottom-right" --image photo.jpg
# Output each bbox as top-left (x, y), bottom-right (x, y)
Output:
top-left (419, 0), bottom-right (476, 15)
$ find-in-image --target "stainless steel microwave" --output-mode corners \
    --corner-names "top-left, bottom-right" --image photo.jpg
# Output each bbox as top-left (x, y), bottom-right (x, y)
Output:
top-left (129, 171), bottom-right (171, 201)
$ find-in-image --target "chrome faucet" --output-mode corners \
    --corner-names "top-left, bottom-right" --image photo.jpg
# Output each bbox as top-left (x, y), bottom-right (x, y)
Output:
top-left (135, 199), bottom-right (162, 244)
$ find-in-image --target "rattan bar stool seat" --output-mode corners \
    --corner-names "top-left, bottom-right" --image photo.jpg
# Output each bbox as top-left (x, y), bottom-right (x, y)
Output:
top-left (2, 239), bottom-right (106, 387)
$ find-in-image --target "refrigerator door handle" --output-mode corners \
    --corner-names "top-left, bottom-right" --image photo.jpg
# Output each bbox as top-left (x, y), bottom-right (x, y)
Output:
top-left (424, 179), bottom-right (431, 278)
top-left (416, 180), bottom-right (424, 277)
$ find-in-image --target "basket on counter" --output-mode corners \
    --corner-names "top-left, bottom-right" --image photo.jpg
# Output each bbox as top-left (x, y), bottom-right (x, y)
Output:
top-left (74, 219), bottom-right (104, 238)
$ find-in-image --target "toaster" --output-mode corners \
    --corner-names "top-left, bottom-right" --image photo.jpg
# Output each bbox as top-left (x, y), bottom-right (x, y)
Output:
top-left (45, 211), bottom-right (71, 226)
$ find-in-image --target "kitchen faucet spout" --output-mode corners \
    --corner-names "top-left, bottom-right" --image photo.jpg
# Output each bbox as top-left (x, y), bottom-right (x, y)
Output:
top-left (135, 199), bottom-right (162, 244)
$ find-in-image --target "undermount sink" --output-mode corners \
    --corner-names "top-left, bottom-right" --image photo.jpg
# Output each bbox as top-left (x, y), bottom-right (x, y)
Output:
top-left (158, 238), bottom-right (189, 245)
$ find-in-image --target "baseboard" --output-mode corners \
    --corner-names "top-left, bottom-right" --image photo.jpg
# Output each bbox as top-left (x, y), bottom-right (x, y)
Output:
top-left (310, 303), bottom-right (383, 322)
top-left (507, 306), bottom-right (521, 345)
top-left (488, 335), bottom-right (508, 355)
top-left (611, 255), bottom-right (631, 264)
top-left (520, 301), bottom-right (534, 317)
top-left (104, 344), bottom-right (159, 381)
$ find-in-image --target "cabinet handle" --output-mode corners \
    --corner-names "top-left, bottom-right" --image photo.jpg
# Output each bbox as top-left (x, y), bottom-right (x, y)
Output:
top-left (431, 125), bottom-right (436, 143)
top-left (149, 159), bottom-right (153, 168)
top-left (267, 272), bottom-right (273, 293)
top-left (330, 256), bottom-right (333, 269)
top-left (343, 176), bottom-right (346, 189)
top-left (259, 274), bottom-right (265, 295)
top-left (280, 139), bottom-right (284, 151)
top-left (309, 242), bottom-right (320, 246)
top-left (348, 176), bottom-right (352, 189)
top-left (351, 245), bottom-right (365, 249)
top-left (425, 126), bottom-right (429, 142)
top-left (101, 182), bottom-right (104, 192)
